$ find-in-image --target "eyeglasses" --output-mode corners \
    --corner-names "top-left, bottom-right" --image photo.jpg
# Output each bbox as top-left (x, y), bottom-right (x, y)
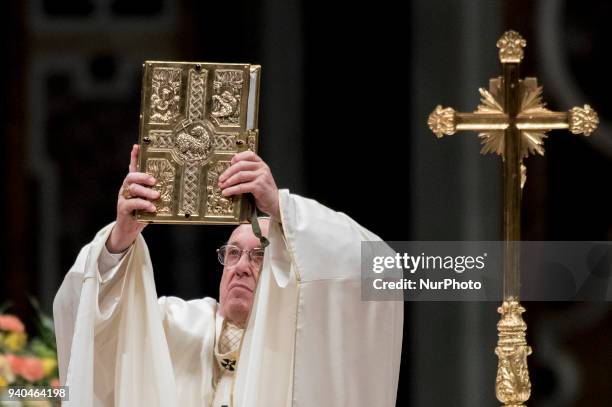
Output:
top-left (217, 244), bottom-right (265, 268)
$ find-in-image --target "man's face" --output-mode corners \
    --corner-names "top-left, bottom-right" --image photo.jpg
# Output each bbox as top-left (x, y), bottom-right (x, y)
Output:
top-left (219, 220), bottom-right (269, 327)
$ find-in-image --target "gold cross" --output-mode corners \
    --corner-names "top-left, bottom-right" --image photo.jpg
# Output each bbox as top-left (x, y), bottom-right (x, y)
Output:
top-left (427, 30), bottom-right (598, 407)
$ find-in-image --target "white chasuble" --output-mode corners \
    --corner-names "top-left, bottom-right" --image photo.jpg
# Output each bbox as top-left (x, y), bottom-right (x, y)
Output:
top-left (54, 189), bottom-right (403, 407)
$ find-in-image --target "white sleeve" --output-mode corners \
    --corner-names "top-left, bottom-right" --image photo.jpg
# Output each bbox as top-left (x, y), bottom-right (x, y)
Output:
top-left (277, 189), bottom-right (381, 282)
top-left (236, 190), bottom-right (403, 407)
top-left (53, 222), bottom-right (178, 407)
top-left (97, 244), bottom-right (128, 283)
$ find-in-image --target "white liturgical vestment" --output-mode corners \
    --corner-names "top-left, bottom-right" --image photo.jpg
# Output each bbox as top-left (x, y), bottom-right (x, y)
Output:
top-left (53, 190), bottom-right (403, 407)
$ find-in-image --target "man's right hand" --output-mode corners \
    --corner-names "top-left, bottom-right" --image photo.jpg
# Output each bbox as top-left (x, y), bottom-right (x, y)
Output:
top-left (105, 144), bottom-right (159, 253)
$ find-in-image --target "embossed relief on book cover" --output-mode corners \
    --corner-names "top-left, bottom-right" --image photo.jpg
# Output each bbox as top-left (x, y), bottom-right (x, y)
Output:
top-left (135, 61), bottom-right (261, 224)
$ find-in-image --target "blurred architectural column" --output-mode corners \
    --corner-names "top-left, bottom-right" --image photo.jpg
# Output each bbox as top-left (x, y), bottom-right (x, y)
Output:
top-left (409, 1), bottom-right (502, 405)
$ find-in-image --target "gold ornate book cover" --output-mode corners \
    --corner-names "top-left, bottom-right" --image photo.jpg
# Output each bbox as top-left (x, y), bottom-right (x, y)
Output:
top-left (135, 61), bottom-right (261, 224)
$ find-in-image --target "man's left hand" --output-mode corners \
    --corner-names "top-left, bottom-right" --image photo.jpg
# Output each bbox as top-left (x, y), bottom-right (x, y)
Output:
top-left (218, 151), bottom-right (280, 220)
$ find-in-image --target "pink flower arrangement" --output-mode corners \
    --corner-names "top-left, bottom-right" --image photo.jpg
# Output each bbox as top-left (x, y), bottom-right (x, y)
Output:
top-left (0, 314), bottom-right (25, 333)
top-left (0, 305), bottom-right (60, 405)
top-left (6, 354), bottom-right (46, 382)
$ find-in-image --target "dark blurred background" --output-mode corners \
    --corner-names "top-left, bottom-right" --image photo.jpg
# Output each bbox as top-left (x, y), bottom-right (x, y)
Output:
top-left (1, 0), bottom-right (611, 406)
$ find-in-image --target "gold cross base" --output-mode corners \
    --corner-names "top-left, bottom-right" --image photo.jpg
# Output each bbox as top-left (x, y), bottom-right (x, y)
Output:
top-left (495, 299), bottom-right (532, 406)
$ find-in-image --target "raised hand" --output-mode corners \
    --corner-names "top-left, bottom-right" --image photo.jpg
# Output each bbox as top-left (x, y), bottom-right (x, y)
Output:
top-left (218, 151), bottom-right (280, 221)
top-left (105, 144), bottom-right (159, 253)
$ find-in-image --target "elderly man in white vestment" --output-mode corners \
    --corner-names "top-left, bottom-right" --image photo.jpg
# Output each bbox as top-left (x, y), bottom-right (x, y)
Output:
top-left (53, 145), bottom-right (403, 407)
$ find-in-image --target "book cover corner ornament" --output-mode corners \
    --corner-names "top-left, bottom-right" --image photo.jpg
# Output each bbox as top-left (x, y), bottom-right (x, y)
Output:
top-left (135, 61), bottom-right (261, 225)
